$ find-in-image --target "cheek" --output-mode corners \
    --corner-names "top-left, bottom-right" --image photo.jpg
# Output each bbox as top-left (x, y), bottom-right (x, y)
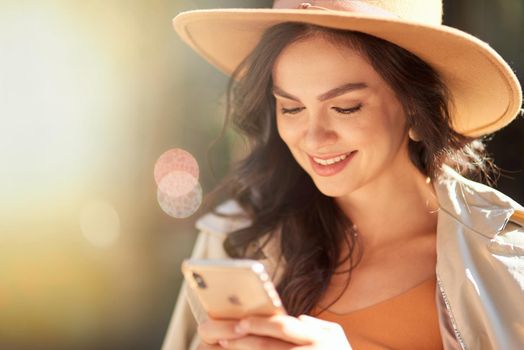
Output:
top-left (354, 104), bottom-right (405, 148)
top-left (276, 120), bottom-right (305, 165)
top-left (382, 117), bottom-right (407, 150)
top-left (276, 118), bottom-right (300, 146)
top-left (337, 121), bottom-right (374, 146)
top-left (381, 100), bottom-right (407, 138)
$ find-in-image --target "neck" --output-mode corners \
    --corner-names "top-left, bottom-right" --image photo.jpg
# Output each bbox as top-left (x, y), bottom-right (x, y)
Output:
top-left (335, 158), bottom-right (439, 251)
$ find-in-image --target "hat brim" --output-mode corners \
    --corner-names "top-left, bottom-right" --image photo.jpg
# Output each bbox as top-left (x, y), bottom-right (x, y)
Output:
top-left (173, 8), bottom-right (522, 137)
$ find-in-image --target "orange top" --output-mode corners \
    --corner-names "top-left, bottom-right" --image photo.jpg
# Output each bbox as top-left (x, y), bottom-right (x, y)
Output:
top-left (313, 276), bottom-right (443, 350)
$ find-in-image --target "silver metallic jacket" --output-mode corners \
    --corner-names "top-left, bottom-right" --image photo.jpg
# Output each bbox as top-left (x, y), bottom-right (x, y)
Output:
top-left (161, 164), bottom-right (524, 350)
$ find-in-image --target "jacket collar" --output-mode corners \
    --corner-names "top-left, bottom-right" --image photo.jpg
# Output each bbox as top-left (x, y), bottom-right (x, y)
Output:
top-left (433, 164), bottom-right (522, 238)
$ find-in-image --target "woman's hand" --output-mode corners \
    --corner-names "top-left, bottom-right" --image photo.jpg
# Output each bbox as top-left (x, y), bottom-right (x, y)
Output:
top-left (196, 318), bottom-right (240, 349)
top-left (197, 314), bottom-right (352, 350)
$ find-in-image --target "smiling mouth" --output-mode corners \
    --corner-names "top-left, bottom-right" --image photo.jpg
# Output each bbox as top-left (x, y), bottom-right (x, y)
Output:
top-left (311, 152), bottom-right (354, 165)
top-left (308, 151), bottom-right (358, 177)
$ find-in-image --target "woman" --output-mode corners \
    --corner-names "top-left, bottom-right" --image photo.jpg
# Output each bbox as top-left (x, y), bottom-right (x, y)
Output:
top-left (163, 1), bottom-right (524, 349)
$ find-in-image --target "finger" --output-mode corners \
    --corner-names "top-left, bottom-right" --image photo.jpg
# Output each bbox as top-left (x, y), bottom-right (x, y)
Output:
top-left (298, 314), bottom-right (337, 329)
top-left (198, 318), bottom-right (244, 344)
top-left (218, 335), bottom-right (293, 350)
top-left (234, 315), bottom-right (314, 345)
top-left (299, 315), bottom-right (352, 349)
top-left (298, 314), bottom-right (348, 336)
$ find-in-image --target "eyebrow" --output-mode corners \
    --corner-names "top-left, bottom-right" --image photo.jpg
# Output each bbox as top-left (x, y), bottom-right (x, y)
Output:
top-left (272, 82), bottom-right (368, 102)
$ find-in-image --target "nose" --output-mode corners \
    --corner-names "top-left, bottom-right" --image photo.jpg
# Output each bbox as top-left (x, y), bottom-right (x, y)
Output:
top-left (303, 113), bottom-right (338, 151)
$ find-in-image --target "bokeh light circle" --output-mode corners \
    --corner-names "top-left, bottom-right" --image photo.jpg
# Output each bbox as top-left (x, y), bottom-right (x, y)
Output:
top-left (158, 170), bottom-right (198, 197)
top-left (79, 200), bottom-right (120, 248)
top-left (157, 181), bottom-right (202, 218)
top-left (154, 147), bottom-right (203, 219)
top-left (154, 148), bottom-right (199, 186)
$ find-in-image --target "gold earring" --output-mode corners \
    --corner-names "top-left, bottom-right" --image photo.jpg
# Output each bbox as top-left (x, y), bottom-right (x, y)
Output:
top-left (408, 128), bottom-right (421, 142)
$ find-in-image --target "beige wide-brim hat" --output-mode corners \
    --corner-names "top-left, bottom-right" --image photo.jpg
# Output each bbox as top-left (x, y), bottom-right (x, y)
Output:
top-left (172, 0), bottom-right (522, 137)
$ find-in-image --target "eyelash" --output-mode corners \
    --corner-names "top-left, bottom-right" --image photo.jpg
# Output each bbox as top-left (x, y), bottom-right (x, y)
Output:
top-left (280, 104), bottom-right (363, 115)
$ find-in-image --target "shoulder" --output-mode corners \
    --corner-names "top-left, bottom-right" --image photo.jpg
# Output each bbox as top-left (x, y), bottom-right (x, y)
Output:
top-left (436, 164), bottom-right (524, 235)
top-left (193, 199), bottom-right (285, 281)
top-left (195, 199), bottom-right (252, 236)
top-left (437, 164), bottom-right (523, 211)
top-left (187, 199), bottom-right (253, 259)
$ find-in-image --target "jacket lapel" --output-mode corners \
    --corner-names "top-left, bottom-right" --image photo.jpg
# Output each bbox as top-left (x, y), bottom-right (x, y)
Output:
top-left (433, 164), bottom-right (524, 349)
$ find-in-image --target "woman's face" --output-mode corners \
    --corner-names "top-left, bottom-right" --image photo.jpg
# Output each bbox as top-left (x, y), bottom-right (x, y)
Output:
top-left (272, 35), bottom-right (411, 197)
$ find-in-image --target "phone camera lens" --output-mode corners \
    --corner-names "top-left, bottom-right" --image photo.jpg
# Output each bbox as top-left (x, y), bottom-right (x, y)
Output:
top-left (192, 272), bottom-right (207, 289)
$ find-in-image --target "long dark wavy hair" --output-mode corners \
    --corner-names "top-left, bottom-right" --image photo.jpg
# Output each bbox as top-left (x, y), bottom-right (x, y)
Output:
top-left (200, 22), bottom-right (498, 316)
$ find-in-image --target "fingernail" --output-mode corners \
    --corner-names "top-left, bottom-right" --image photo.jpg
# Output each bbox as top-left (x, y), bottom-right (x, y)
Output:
top-left (234, 320), bottom-right (249, 334)
top-left (218, 339), bottom-right (228, 347)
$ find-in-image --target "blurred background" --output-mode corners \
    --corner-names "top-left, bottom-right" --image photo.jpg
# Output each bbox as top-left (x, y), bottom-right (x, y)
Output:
top-left (0, 0), bottom-right (522, 349)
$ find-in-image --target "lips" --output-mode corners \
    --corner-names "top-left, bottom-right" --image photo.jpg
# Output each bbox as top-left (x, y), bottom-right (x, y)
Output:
top-left (311, 152), bottom-right (352, 165)
top-left (308, 151), bottom-right (357, 177)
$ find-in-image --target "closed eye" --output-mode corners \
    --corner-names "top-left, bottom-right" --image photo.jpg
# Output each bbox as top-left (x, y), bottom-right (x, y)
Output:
top-left (279, 104), bottom-right (362, 115)
top-left (280, 107), bottom-right (304, 115)
top-left (333, 104), bottom-right (362, 114)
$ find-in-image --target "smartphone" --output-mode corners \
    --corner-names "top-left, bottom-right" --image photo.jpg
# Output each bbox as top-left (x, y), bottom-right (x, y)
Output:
top-left (181, 258), bottom-right (287, 319)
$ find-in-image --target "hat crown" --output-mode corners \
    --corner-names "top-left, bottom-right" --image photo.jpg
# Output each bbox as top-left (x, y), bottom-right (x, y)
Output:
top-left (273, 0), bottom-right (443, 25)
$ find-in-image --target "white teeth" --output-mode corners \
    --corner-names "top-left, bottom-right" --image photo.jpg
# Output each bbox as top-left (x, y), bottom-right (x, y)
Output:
top-left (313, 153), bottom-right (350, 165)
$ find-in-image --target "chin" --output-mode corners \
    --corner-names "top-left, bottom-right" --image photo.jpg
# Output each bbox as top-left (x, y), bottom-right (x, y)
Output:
top-left (313, 181), bottom-right (351, 198)
top-left (318, 190), bottom-right (341, 198)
